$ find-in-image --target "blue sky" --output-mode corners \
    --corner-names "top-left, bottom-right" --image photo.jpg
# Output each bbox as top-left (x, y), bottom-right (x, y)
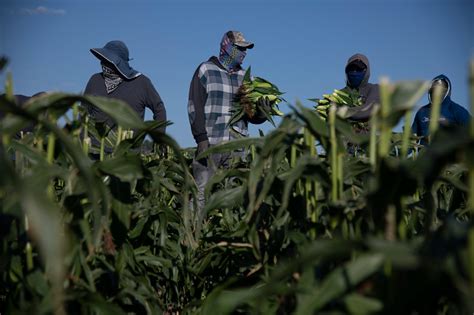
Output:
top-left (1, 0), bottom-right (473, 148)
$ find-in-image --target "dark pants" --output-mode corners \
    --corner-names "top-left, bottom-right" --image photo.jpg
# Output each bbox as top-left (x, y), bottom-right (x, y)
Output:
top-left (192, 152), bottom-right (232, 224)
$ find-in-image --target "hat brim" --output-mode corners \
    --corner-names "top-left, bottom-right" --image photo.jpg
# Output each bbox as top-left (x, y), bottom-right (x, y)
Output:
top-left (90, 48), bottom-right (140, 80)
top-left (234, 41), bottom-right (254, 49)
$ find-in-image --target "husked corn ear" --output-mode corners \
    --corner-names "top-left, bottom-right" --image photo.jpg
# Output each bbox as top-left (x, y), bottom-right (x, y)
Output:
top-left (310, 88), bottom-right (363, 121)
top-left (229, 67), bottom-right (286, 128)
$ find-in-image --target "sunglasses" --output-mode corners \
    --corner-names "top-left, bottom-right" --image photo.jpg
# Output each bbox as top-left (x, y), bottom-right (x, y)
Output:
top-left (234, 45), bottom-right (247, 52)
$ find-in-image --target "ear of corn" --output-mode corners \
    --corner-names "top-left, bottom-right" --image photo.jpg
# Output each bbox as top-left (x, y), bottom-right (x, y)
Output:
top-left (229, 67), bottom-right (285, 127)
top-left (310, 88), bottom-right (362, 121)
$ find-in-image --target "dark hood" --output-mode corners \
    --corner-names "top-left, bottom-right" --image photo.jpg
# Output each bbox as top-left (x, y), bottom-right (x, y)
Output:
top-left (428, 74), bottom-right (452, 104)
top-left (345, 53), bottom-right (370, 87)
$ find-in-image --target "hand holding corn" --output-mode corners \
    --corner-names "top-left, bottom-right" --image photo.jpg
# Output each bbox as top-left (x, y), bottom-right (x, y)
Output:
top-left (310, 89), bottom-right (362, 121)
top-left (229, 67), bottom-right (285, 127)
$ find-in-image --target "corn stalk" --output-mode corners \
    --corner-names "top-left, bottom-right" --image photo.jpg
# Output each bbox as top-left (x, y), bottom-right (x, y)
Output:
top-left (401, 110), bottom-right (412, 158)
top-left (369, 107), bottom-right (379, 172)
top-left (2, 73), bottom-right (14, 146)
top-left (378, 77), bottom-right (391, 159)
top-left (329, 105), bottom-right (338, 201)
top-left (428, 83), bottom-right (443, 143)
top-left (468, 58), bottom-right (474, 291)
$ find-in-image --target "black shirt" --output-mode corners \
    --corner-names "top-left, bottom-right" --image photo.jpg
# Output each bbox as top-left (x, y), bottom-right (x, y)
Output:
top-left (84, 73), bottom-right (167, 132)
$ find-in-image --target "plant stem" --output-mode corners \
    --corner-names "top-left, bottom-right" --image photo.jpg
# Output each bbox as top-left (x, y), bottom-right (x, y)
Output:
top-left (116, 126), bottom-right (123, 148)
top-left (100, 137), bottom-right (105, 161)
top-left (369, 109), bottom-right (378, 172)
top-left (329, 105), bottom-right (338, 201)
top-left (401, 110), bottom-right (413, 158)
top-left (83, 138), bottom-right (90, 155)
top-left (290, 143), bottom-right (297, 168)
top-left (337, 153), bottom-right (344, 198)
top-left (72, 102), bottom-right (79, 121)
top-left (428, 84), bottom-right (443, 143)
top-left (5, 72), bottom-right (14, 101)
top-left (47, 133), bottom-right (56, 164)
top-left (83, 115), bottom-right (89, 153)
top-left (385, 205), bottom-right (396, 241)
top-left (2, 73), bottom-right (14, 145)
top-left (47, 130), bottom-right (56, 199)
top-left (468, 58), bottom-right (474, 291)
top-left (379, 77), bottom-right (391, 158)
top-left (304, 128), bottom-right (314, 215)
top-left (25, 215), bottom-right (33, 271)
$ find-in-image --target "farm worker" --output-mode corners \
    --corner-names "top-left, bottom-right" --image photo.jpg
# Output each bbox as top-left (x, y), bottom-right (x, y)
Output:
top-left (0, 92), bottom-right (46, 161)
top-left (13, 92), bottom-right (47, 136)
top-left (340, 53), bottom-right (380, 122)
top-left (0, 92), bottom-right (47, 138)
top-left (187, 30), bottom-right (269, 217)
top-left (412, 74), bottom-right (470, 145)
top-left (83, 40), bottom-right (167, 150)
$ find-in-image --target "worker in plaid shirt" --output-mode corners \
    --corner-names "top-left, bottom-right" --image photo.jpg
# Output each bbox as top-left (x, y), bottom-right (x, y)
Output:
top-left (187, 30), bottom-right (270, 218)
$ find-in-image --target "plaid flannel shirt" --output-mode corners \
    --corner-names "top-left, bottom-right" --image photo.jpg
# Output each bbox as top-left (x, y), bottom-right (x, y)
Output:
top-left (188, 57), bottom-right (248, 145)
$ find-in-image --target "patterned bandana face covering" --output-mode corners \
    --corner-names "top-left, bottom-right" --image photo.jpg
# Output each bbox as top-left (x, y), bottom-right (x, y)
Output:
top-left (101, 63), bottom-right (123, 94)
top-left (219, 37), bottom-right (247, 73)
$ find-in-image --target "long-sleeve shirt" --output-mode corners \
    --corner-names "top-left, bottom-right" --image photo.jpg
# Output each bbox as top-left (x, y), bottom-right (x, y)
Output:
top-left (187, 56), bottom-right (249, 145)
top-left (84, 73), bottom-right (167, 132)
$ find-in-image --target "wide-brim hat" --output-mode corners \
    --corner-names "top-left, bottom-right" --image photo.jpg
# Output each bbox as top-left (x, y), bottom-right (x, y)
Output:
top-left (90, 40), bottom-right (141, 80)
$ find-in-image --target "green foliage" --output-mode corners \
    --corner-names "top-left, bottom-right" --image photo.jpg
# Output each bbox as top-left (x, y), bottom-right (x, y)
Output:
top-left (230, 67), bottom-right (285, 127)
top-left (1, 71), bottom-right (474, 315)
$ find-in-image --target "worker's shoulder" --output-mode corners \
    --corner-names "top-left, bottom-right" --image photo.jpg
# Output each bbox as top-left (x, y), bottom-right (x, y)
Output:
top-left (85, 73), bottom-right (104, 86)
top-left (198, 59), bottom-right (221, 72)
top-left (367, 82), bottom-right (379, 88)
top-left (88, 73), bottom-right (103, 81)
top-left (129, 74), bottom-right (154, 85)
top-left (415, 104), bottom-right (431, 117)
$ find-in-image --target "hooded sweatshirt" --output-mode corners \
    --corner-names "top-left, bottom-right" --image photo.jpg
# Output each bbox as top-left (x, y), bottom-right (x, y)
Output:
top-left (341, 53), bottom-right (380, 122)
top-left (412, 74), bottom-right (470, 140)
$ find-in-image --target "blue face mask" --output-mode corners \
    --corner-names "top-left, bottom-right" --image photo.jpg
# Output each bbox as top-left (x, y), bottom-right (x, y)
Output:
top-left (347, 70), bottom-right (366, 88)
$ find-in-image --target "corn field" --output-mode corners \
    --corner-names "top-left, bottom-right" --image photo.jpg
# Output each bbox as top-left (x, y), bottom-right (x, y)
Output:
top-left (1, 59), bottom-right (474, 315)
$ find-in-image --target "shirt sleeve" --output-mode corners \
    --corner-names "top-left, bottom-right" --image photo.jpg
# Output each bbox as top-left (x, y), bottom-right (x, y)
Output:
top-left (188, 64), bottom-right (208, 144)
top-left (452, 103), bottom-right (471, 126)
top-left (411, 111), bottom-right (420, 135)
top-left (144, 77), bottom-right (167, 133)
top-left (349, 84), bottom-right (380, 122)
top-left (83, 77), bottom-right (94, 115)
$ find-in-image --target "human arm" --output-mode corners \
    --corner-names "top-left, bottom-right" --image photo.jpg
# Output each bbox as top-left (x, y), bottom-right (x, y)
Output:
top-left (82, 75), bottom-right (112, 125)
top-left (411, 111), bottom-right (420, 136)
top-left (144, 77), bottom-right (167, 133)
top-left (452, 103), bottom-right (471, 126)
top-left (347, 84), bottom-right (380, 122)
top-left (188, 65), bottom-right (209, 145)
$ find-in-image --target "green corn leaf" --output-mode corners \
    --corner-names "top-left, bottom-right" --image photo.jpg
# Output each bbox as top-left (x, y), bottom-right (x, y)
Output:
top-left (96, 154), bottom-right (144, 182)
top-left (296, 254), bottom-right (384, 314)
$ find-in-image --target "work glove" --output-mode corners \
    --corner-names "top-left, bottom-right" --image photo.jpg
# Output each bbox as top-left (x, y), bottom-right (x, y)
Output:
top-left (250, 97), bottom-right (272, 124)
top-left (196, 140), bottom-right (210, 166)
top-left (259, 96), bottom-right (272, 112)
